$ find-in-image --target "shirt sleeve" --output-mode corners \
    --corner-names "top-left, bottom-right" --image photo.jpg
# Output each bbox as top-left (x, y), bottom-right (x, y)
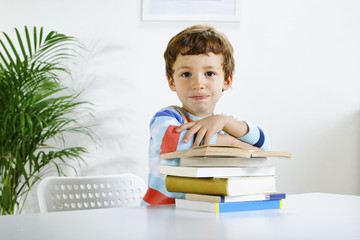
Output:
top-left (238, 121), bottom-right (271, 151)
top-left (221, 113), bottom-right (271, 151)
top-left (149, 107), bottom-right (217, 157)
top-left (143, 107), bottom-right (217, 206)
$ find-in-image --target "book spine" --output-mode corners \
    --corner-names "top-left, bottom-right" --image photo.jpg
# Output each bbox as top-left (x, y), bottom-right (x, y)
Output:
top-left (268, 193), bottom-right (286, 200)
top-left (166, 176), bottom-right (228, 195)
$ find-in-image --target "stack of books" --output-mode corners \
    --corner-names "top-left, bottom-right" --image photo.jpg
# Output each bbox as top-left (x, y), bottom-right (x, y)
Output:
top-left (160, 145), bottom-right (293, 213)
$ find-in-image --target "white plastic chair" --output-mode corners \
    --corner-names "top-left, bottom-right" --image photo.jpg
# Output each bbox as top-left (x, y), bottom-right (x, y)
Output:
top-left (37, 174), bottom-right (147, 213)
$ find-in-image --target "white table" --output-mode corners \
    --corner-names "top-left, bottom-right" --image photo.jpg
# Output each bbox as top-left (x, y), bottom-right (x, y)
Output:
top-left (1, 193), bottom-right (360, 240)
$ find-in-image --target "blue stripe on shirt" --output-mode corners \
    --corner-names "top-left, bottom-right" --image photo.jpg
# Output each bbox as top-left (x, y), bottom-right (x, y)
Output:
top-left (254, 127), bottom-right (265, 148)
top-left (150, 109), bottom-right (182, 127)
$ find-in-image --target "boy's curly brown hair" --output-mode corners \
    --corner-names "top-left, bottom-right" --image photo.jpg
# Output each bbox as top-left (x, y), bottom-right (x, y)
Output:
top-left (164, 24), bottom-right (235, 81)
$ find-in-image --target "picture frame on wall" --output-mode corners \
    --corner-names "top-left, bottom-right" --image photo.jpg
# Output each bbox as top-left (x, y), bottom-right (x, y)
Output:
top-left (142, 0), bottom-right (241, 22)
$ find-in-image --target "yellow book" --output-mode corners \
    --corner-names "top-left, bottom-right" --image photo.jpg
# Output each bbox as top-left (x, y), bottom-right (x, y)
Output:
top-left (165, 175), bottom-right (276, 196)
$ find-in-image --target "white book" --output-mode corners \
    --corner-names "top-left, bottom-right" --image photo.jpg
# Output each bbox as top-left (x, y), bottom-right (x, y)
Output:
top-left (179, 156), bottom-right (269, 167)
top-left (185, 193), bottom-right (286, 203)
top-left (160, 165), bottom-right (275, 178)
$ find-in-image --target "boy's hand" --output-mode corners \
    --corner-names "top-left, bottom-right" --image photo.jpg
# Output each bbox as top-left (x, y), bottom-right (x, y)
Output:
top-left (176, 114), bottom-right (250, 148)
top-left (176, 115), bottom-right (228, 147)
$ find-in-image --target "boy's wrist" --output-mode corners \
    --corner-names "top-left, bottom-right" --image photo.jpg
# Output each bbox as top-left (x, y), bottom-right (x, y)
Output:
top-left (239, 120), bottom-right (249, 136)
top-left (216, 134), bottom-right (234, 145)
top-left (222, 115), bottom-right (249, 138)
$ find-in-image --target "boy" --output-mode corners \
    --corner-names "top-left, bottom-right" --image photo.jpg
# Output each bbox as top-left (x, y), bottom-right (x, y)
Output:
top-left (142, 25), bottom-right (271, 206)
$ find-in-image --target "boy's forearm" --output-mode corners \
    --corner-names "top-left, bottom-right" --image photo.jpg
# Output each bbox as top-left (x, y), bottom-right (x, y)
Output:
top-left (221, 115), bottom-right (270, 150)
top-left (222, 115), bottom-right (249, 138)
top-left (216, 134), bottom-right (261, 150)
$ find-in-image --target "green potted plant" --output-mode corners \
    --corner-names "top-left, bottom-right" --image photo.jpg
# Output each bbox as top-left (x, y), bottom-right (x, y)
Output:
top-left (0, 26), bottom-right (95, 215)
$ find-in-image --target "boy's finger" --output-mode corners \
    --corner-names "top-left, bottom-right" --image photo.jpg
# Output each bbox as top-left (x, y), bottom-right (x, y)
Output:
top-left (192, 134), bottom-right (202, 147)
top-left (183, 124), bottom-right (200, 143)
top-left (193, 129), bottom-right (207, 147)
top-left (202, 134), bottom-right (213, 146)
top-left (176, 122), bottom-right (194, 132)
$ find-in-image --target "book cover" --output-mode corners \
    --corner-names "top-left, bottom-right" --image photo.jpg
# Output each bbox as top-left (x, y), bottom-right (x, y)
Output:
top-left (176, 199), bottom-right (282, 213)
top-left (165, 175), bottom-right (276, 196)
top-left (179, 156), bottom-right (269, 167)
top-left (160, 165), bottom-right (276, 178)
top-left (160, 144), bottom-right (293, 159)
top-left (185, 193), bottom-right (286, 203)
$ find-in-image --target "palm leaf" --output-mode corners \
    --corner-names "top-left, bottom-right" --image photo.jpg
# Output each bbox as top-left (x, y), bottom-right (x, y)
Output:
top-left (0, 26), bottom-right (95, 215)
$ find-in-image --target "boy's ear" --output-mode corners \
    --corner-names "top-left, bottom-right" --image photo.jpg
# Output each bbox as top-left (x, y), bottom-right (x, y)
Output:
top-left (222, 75), bottom-right (233, 91)
top-left (168, 76), bottom-right (176, 91)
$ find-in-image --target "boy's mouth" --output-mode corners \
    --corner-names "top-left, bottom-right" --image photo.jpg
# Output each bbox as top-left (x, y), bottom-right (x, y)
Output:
top-left (189, 95), bottom-right (209, 100)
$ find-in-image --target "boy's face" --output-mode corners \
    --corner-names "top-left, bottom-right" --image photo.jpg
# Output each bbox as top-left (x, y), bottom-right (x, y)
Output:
top-left (168, 53), bottom-right (232, 118)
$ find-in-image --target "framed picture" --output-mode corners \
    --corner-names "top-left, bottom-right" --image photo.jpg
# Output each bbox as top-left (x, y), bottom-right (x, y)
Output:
top-left (142, 0), bottom-right (241, 22)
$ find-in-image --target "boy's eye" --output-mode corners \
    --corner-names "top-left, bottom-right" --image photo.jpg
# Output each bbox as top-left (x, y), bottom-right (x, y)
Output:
top-left (205, 71), bottom-right (215, 77)
top-left (181, 72), bottom-right (191, 77)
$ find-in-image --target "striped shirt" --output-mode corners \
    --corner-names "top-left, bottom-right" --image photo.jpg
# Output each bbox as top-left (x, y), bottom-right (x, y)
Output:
top-left (141, 106), bottom-right (271, 206)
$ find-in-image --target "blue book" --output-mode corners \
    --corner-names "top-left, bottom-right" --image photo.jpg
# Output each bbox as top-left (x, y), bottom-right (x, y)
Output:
top-left (176, 199), bottom-right (282, 213)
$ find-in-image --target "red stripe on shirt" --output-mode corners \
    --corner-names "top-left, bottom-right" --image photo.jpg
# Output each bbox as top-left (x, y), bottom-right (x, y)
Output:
top-left (142, 187), bottom-right (175, 205)
top-left (160, 125), bottom-right (181, 154)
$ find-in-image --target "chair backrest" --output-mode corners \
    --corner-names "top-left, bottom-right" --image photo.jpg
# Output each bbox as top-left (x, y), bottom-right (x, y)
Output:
top-left (37, 174), bottom-right (147, 213)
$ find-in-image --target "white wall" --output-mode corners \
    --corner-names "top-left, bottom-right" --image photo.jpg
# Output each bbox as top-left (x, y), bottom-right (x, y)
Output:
top-left (1, 0), bottom-right (359, 213)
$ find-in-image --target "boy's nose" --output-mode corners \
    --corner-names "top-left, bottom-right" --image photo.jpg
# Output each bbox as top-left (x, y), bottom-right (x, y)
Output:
top-left (191, 75), bottom-right (205, 89)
